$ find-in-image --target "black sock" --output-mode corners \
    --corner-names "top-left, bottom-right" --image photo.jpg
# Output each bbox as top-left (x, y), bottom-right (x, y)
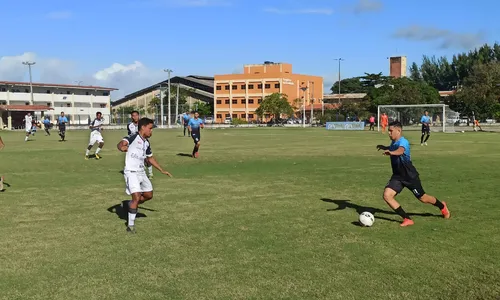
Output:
top-left (420, 134), bottom-right (425, 143)
top-left (424, 135), bottom-right (430, 142)
top-left (433, 199), bottom-right (444, 209)
top-left (394, 206), bottom-right (411, 219)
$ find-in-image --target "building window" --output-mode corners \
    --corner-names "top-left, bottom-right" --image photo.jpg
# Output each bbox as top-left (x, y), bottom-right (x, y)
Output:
top-left (103, 92), bottom-right (109, 96)
top-left (67, 91), bottom-right (71, 94)
top-left (249, 99), bottom-right (254, 104)
top-left (275, 83), bottom-right (280, 89)
top-left (216, 100), bottom-right (222, 104)
top-left (241, 113), bottom-right (246, 118)
top-left (225, 114), bottom-right (230, 117)
top-left (225, 100), bottom-right (230, 104)
top-left (216, 86), bottom-right (222, 90)
top-left (232, 114), bottom-right (237, 119)
top-left (0, 88), bottom-right (5, 92)
top-left (248, 114), bottom-right (254, 118)
top-left (240, 84), bottom-right (246, 89)
top-left (265, 84), bottom-right (270, 89)
top-left (25, 89), bottom-right (29, 93)
top-left (248, 84), bottom-right (254, 89)
top-left (232, 99), bottom-right (237, 104)
top-left (258, 84), bottom-right (262, 89)
top-left (25, 102), bottom-right (30, 105)
top-left (216, 114), bottom-right (222, 119)
top-left (225, 85), bottom-right (230, 90)
top-left (46, 90), bottom-right (51, 94)
top-left (66, 103), bottom-right (71, 107)
top-left (47, 102), bottom-right (51, 106)
top-left (258, 99), bottom-right (262, 104)
top-left (86, 92), bottom-right (89, 95)
top-left (100, 104), bottom-right (106, 108)
top-left (232, 85), bottom-right (237, 90)
top-left (241, 99), bottom-right (246, 104)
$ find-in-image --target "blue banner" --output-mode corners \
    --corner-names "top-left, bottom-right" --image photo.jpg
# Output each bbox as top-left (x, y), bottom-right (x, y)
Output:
top-left (326, 122), bottom-right (365, 130)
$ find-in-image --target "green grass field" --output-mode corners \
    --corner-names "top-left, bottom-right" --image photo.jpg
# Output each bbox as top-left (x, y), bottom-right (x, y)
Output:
top-left (1, 127), bottom-right (499, 300)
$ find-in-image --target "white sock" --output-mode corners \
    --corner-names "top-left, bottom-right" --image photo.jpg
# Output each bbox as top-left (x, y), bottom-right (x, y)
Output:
top-left (128, 212), bottom-right (137, 227)
top-left (85, 149), bottom-right (90, 155)
top-left (25, 136), bottom-right (28, 141)
top-left (148, 165), bottom-right (153, 175)
top-left (95, 147), bottom-right (102, 154)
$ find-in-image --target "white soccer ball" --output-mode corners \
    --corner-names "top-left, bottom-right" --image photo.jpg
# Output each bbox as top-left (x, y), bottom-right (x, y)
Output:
top-left (461, 131), bottom-right (465, 133)
top-left (359, 212), bottom-right (375, 227)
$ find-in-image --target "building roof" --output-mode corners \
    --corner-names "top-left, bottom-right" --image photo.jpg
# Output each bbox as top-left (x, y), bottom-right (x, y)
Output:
top-left (0, 105), bottom-right (53, 112)
top-left (112, 75), bottom-right (214, 106)
top-left (0, 80), bottom-right (117, 91)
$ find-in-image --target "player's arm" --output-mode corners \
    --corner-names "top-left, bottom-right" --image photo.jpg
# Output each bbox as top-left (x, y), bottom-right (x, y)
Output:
top-left (376, 145), bottom-right (389, 151)
top-left (0, 136), bottom-right (4, 150)
top-left (200, 120), bottom-right (204, 129)
top-left (383, 146), bottom-right (405, 156)
top-left (146, 154), bottom-right (172, 177)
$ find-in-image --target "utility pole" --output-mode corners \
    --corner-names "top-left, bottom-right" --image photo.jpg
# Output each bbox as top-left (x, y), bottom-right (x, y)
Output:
top-left (300, 86), bottom-right (308, 128)
top-left (22, 61), bottom-right (36, 105)
top-left (164, 69), bottom-right (173, 128)
top-left (311, 81), bottom-right (314, 124)
top-left (176, 83), bottom-right (180, 126)
top-left (334, 58), bottom-right (344, 106)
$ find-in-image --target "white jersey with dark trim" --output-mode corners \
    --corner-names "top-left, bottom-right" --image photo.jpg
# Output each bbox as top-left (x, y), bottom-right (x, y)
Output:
top-left (90, 118), bottom-right (104, 133)
top-left (123, 133), bottom-right (153, 173)
top-left (24, 115), bottom-right (32, 128)
top-left (127, 122), bottom-right (138, 136)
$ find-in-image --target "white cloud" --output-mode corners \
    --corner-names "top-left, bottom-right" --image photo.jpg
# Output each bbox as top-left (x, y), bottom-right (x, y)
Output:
top-left (351, 0), bottom-right (383, 13)
top-left (0, 52), bottom-right (166, 100)
top-left (263, 7), bottom-right (333, 15)
top-left (45, 11), bottom-right (72, 19)
top-left (134, 0), bottom-right (231, 8)
top-left (393, 25), bottom-right (485, 50)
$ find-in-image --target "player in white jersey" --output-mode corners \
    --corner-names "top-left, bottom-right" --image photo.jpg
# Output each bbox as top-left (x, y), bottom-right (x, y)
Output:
top-left (127, 111), bottom-right (154, 178)
top-left (117, 117), bottom-right (172, 233)
top-left (23, 113), bottom-right (33, 142)
top-left (85, 112), bottom-right (105, 160)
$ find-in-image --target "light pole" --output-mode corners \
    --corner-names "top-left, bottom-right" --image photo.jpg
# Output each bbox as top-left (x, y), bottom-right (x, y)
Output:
top-left (334, 58), bottom-right (344, 120)
top-left (22, 61), bottom-right (36, 105)
top-left (164, 69), bottom-right (173, 128)
top-left (74, 80), bottom-right (83, 86)
top-left (176, 83), bottom-right (180, 126)
top-left (311, 81), bottom-right (314, 124)
top-left (300, 86), bottom-right (308, 128)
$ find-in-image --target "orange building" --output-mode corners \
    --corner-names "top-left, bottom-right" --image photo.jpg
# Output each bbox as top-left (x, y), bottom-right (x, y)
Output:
top-left (214, 62), bottom-right (323, 123)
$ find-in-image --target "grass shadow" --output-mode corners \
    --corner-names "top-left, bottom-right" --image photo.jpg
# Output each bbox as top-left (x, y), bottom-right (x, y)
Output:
top-left (107, 201), bottom-right (148, 226)
top-left (176, 153), bottom-right (193, 157)
top-left (321, 198), bottom-right (440, 224)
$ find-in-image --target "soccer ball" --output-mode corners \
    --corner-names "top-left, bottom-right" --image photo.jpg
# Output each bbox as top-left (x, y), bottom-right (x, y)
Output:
top-left (359, 212), bottom-right (375, 227)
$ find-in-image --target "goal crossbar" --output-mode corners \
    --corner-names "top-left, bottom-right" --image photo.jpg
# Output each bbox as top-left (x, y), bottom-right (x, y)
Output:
top-left (377, 104), bottom-right (449, 132)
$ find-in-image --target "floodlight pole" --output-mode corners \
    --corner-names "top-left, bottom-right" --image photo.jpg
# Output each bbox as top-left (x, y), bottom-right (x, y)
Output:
top-left (334, 58), bottom-right (344, 107)
top-left (22, 61), bottom-right (36, 105)
top-left (300, 86), bottom-right (308, 128)
top-left (164, 69), bottom-right (173, 128)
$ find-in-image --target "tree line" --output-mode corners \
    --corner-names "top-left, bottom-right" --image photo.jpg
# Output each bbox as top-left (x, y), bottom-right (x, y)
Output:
top-left (329, 42), bottom-right (500, 121)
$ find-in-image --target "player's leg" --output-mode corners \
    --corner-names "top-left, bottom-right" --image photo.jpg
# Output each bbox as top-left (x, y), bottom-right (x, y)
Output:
top-left (420, 128), bottom-right (426, 145)
top-left (0, 175), bottom-right (4, 191)
top-left (95, 138), bottom-right (104, 159)
top-left (60, 128), bottom-right (66, 141)
top-left (407, 178), bottom-right (450, 219)
top-left (423, 129), bottom-right (430, 145)
top-left (192, 134), bottom-right (201, 157)
top-left (383, 179), bottom-right (414, 226)
top-left (85, 135), bottom-right (95, 159)
top-left (183, 125), bottom-right (187, 136)
top-left (25, 128), bottom-right (30, 141)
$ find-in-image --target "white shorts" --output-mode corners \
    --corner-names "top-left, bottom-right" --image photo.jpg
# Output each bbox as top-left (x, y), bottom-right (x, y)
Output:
top-left (89, 132), bottom-right (104, 145)
top-left (124, 171), bottom-right (153, 195)
top-left (25, 127), bottom-right (31, 133)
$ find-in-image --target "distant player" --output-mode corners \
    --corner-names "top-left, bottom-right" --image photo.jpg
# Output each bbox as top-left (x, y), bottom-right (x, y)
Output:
top-left (188, 111), bottom-right (204, 158)
top-left (23, 112), bottom-right (32, 142)
top-left (368, 115), bottom-right (375, 131)
top-left (58, 112), bottom-right (68, 141)
top-left (474, 119), bottom-right (483, 131)
top-left (182, 112), bottom-right (191, 137)
top-left (85, 112), bottom-right (105, 160)
top-left (43, 117), bottom-right (51, 136)
top-left (420, 111), bottom-right (431, 146)
top-left (117, 117), bottom-right (172, 233)
top-left (380, 113), bottom-right (388, 133)
top-left (376, 121), bottom-right (450, 227)
top-left (31, 119), bottom-right (37, 136)
top-left (127, 111), bottom-right (153, 178)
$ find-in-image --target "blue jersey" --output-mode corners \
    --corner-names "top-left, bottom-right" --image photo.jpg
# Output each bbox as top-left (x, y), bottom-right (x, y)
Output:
top-left (188, 118), bottom-right (203, 133)
top-left (388, 137), bottom-right (419, 179)
top-left (420, 115), bottom-right (431, 125)
top-left (183, 114), bottom-right (190, 124)
top-left (58, 116), bottom-right (68, 125)
top-left (43, 119), bottom-right (50, 125)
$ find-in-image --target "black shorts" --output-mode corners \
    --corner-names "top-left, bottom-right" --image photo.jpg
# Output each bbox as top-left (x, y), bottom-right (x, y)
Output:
top-left (184, 122), bottom-right (188, 127)
top-left (421, 125), bottom-right (430, 134)
top-left (191, 132), bottom-right (200, 144)
top-left (386, 176), bottom-right (426, 199)
top-left (59, 126), bottom-right (66, 134)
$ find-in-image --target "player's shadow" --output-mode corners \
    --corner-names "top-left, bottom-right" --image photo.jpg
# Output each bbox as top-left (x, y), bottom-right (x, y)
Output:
top-left (0, 181), bottom-right (11, 192)
top-left (176, 153), bottom-right (192, 157)
top-left (107, 201), bottom-right (154, 226)
top-left (320, 198), bottom-right (439, 226)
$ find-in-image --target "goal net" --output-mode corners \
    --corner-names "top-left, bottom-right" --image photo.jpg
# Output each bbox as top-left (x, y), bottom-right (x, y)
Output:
top-left (377, 104), bottom-right (459, 133)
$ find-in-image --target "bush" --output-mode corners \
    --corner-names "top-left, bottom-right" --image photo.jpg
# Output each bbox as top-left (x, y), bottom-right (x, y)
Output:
top-left (231, 118), bottom-right (248, 126)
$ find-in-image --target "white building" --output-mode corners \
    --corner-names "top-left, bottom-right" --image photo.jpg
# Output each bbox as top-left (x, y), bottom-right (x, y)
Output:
top-left (0, 80), bottom-right (117, 129)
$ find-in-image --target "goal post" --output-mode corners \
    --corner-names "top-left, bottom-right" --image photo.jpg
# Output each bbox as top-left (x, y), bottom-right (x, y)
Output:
top-left (377, 104), bottom-right (459, 133)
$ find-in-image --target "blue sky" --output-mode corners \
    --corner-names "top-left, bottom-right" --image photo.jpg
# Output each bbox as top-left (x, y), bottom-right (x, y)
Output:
top-left (0, 0), bottom-right (497, 99)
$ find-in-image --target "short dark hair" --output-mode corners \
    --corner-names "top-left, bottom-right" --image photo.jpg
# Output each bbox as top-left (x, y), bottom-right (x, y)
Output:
top-left (138, 117), bottom-right (154, 130)
top-left (96, 112), bottom-right (102, 116)
top-left (389, 121), bottom-right (402, 129)
top-left (131, 110), bottom-right (139, 115)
